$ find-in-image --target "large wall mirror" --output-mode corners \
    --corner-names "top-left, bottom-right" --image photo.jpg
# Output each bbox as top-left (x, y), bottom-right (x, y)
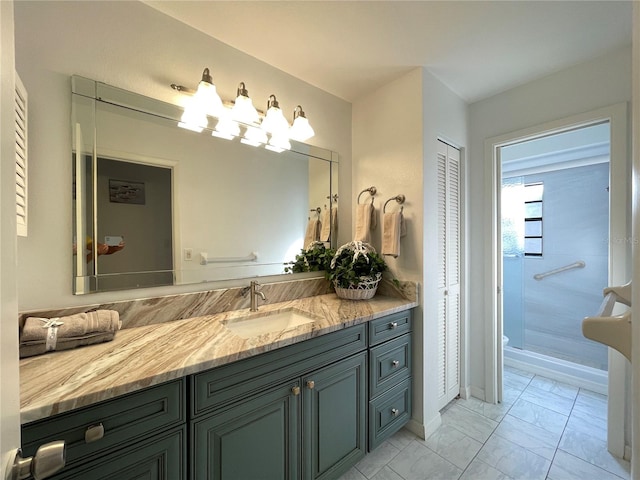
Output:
top-left (72, 76), bottom-right (338, 294)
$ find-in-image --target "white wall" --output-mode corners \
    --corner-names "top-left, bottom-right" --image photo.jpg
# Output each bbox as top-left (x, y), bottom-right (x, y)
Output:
top-left (468, 46), bottom-right (632, 398)
top-left (353, 67), bottom-right (467, 437)
top-left (0, 0), bottom-right (21, 473)
top-left (14, 0), bottom-right (352, 310)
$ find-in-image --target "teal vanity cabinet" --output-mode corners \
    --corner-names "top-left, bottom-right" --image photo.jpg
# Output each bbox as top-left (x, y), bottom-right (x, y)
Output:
top-left (20, 379), bottom-right (186, 479)
top-left (190, 324), bottom-right (368, 480)
top-left (368, 311), bottom-right (412, 450)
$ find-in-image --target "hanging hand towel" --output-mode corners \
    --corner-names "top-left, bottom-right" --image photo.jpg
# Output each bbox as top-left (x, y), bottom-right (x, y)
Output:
top-left (319, 209), bottom-right (332, 242)
top-left (354, 203), bottom-right (374, 243)
top-left (382, 211), bottom-right (403, 257)
top-left (304, 218), bottom-right (321, 249)
top-left (331, 207), bottom-right (338, 238)
top-left (20, 310), bottom-right (122, 358)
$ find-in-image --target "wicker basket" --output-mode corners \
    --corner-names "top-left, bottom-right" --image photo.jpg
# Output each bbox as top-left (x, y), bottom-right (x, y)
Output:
top-left (334, 273), bottom-right (382, 300)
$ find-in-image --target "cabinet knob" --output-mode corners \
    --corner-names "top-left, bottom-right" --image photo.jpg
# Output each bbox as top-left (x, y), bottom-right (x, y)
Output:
top-left (84, 423), bottom-right (104, 444)
top-left (391, 408), bottom-right (399, 416)
top-left (389, 321), bottom-right (398, 330)
top-left (391, 360), bottom-right (400, 368)
top-left (306, 380), bottom-right (315, 389)
top-left (291, 386), bottom-right (301, 396)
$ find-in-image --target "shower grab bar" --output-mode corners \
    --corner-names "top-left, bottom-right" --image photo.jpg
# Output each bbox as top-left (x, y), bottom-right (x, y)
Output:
top-left (200, 252), bottom-right (258, 265)
top-left (533, 260), bottom-right (585, 280)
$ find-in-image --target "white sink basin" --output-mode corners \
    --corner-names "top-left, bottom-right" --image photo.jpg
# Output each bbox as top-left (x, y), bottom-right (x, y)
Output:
top-left (223, 309), bottom-right (316, 339)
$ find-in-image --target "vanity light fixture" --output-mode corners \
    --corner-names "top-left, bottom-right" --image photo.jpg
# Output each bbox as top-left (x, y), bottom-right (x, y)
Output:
top-left (261, 94), bottom-right (290, 136)
top-left (231, 82), bottom-right (260, 125)
top-left (212, 108), bottom-right (241, 140)
top-left (265, 133), bottom-right (292, 153)
top-left (173, 70), bottom-right (315, 152)
top-left (241, 125), bottom-right (268, 147)
top-left (193, 67), bottom-right (224, 117)
top-left (178, 96), bottom-right (208, 133)
top-left (177, 67), bottom-right (224, 132)
top-left (289, 105), bottom-right (315, 142)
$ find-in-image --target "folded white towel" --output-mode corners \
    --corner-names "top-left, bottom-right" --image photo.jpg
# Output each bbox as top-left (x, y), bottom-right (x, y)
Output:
top-left (319, 209), bottom-right (332, 242)
top-left (304, 219), bottom-right (321, 249)
top-left (354, 203), bottom-right (375, 243)
top-left (382, 211), bottom-right (403, 257)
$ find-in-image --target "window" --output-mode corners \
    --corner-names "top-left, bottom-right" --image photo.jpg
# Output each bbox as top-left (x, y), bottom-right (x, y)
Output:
top-left (524, 182), bottom-right (543, 256)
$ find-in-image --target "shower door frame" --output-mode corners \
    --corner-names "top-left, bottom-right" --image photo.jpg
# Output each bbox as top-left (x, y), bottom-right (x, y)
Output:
top-left (484, 102), bottom-right (629, 459)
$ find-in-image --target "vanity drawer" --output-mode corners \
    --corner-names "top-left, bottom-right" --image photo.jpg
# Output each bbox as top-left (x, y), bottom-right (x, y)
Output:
top-left (368, 378), bottom-right (412, 451)
top-left (368, 311), bottom-right (411, 346)
top-left (21, 379), bottom-right (185, 469)
top-left (191, 323), bottom-right (367, 417)
top-left (369, 333), bottom-right (411, 398)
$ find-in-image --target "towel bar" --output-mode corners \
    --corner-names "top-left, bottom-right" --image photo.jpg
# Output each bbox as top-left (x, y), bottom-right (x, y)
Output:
top-left (200, 252), bottom-right (258, 265)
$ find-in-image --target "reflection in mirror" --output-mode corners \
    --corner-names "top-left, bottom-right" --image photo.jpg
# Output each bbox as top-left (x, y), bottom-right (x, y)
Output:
top-left (72, 77), bottom-right (338, 294)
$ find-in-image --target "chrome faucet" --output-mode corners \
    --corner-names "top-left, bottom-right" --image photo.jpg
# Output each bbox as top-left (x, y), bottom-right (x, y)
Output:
top-left (249, 281), bottom-right (267, 312)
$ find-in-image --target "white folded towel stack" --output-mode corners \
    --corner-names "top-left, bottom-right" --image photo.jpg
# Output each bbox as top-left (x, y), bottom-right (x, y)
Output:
top-left (382, 211), bottom-right (404, 257)
top-left (354, 203), bottom-right (375, 243)
top-left (304, 218), bottom-right (321, 249)
top-left (319, 209), bottom-right (332, 242)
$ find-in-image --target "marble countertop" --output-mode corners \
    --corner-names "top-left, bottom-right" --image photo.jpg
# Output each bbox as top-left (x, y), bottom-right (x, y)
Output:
top-left (19, 293), bottom-right (416, 424)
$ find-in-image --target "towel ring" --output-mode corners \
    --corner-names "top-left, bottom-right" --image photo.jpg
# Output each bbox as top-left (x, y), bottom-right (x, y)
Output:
top-left (310, 207), bottom-right (321, 214)
top-left (383, 194), bottom-right (406, 213)
top-left (357, 186), bottom-right (377, 204)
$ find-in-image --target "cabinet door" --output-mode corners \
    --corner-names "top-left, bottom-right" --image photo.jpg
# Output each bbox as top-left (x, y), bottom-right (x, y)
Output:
top-left (192, 381), bottom-right (300, 480)
top-left (53, 426), bottom-right (185, 480)
top-left (302, 353), bottom-right (367, 480)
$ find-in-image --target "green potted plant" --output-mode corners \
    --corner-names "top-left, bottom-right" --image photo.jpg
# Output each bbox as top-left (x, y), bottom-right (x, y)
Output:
top-left (327, 241), bottom-right (387, 300)
top-left (284, 242), bottom-right (335, 274)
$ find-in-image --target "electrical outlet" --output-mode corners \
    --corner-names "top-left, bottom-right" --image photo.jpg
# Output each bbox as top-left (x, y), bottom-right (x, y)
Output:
top-left (184, 248), bottom-right (193, 261)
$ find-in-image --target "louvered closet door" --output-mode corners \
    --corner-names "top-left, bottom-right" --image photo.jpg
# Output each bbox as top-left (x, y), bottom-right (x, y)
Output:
top-left (15, 73), bottom-right (27, 237)
top-left (436, 140), bottom-right (461, 409)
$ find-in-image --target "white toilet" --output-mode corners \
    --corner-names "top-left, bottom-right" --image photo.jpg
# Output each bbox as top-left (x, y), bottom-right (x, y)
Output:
top-left (503, 335), bottom-right (509, 347)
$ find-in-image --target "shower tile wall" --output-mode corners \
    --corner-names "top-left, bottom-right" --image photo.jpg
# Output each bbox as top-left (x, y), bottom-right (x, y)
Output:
top-left (503, 163), bottom-right (609, 370)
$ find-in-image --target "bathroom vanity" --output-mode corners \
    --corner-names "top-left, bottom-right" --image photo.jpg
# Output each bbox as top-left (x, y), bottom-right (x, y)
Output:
top-left (19, 293), bottom-right (414, 480)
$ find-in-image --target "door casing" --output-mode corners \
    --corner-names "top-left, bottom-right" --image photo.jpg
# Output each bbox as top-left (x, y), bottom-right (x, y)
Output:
top-left (484, 102), bottom-right (630, 458)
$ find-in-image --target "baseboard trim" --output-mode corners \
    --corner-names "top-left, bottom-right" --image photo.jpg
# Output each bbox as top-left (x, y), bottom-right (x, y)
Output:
top-left (422, 412), bottom-right (442, 439)
top-left (404, 419), bottom-right (426, 440)
top-left (470, 385), bottom-right (485, 401)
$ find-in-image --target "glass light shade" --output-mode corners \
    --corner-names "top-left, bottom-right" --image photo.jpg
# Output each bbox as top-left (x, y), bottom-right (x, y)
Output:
top-left (289, 115), bottom-right (315, 142)
top-left (178, 97), bottom-right (207, 132)
top-left (212, 108), bottom-right (240, 140)
top-left (262, 106), bottom-right (289, 136)
top-left (194, 80), bottom-right (224, 117)
top-left (265, 133), bottom-right (291, 153)
top-left (241, 125), bottom-right (268, 147)
top-left (231, 94), bottom-right (260, 125)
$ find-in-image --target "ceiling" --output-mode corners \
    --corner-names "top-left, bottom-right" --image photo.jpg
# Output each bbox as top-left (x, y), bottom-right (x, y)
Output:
top-left (146, 1), bottom-right (633, 104)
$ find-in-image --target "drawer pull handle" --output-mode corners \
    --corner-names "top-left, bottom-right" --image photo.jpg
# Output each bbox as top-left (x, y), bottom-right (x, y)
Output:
top-left (84, 423), bottom-right (104, 444)
top-left (391, 360), bottom-right (400, 368)
top-left (391, 408), bottom-right (399, 416)
top-left (389, 322), bottom-right (398, 329)
top-left (306, 380), bottom-right (315, 389)
top-left (291, 386), bottom-right (301, 396)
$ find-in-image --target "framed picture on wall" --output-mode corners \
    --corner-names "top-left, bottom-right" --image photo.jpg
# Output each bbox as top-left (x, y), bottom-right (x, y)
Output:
top-left (109, 179), bottom-right (146, 205)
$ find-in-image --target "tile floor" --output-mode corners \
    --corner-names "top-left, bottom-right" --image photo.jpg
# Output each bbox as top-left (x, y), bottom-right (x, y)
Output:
top-left (340, 366), bottom-right (631, 480)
